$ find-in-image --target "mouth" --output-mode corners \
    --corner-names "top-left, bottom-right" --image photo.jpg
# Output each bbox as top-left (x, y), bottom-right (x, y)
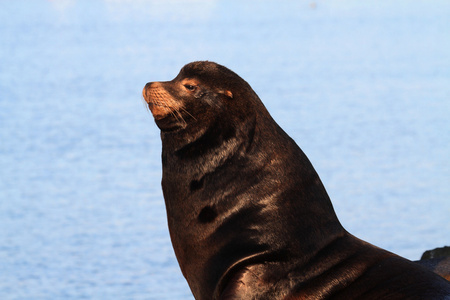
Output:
top-left (146, 102), bottom-right (172, 120)
top-left (150, 108), bottom-right (189, 132)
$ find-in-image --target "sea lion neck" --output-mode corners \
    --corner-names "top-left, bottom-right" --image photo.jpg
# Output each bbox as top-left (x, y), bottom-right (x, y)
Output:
top-left (161, 109), bottom-right (346, 299)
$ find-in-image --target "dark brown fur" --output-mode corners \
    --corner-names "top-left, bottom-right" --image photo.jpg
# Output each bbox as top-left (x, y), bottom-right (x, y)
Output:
top-left (143, 61), bottom-right (450, 299)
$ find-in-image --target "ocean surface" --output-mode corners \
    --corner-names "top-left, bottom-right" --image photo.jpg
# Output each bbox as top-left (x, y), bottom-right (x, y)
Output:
top-left (0, 0), bottom-right (449, 299)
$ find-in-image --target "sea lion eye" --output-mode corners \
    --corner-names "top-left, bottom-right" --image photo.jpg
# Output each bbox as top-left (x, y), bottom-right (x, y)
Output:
top-left (184, 84), bottom-right (197, 91)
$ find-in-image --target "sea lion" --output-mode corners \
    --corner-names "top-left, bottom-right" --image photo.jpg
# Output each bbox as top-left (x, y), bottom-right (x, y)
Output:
top-left (142, 61), bottom-right (450, 299)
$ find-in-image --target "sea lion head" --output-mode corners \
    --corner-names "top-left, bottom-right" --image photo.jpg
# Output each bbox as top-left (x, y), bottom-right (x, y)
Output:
top-left (142, 61), bottom-right (263, 138)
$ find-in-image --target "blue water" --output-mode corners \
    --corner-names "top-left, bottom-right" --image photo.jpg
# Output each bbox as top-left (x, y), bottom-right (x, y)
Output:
top-left (0, 1), bottom-right (449, 299)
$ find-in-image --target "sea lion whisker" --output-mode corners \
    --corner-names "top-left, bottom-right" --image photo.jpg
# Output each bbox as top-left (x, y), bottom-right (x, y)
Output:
top-left (173, 108), bottom-right (187, 125)
top-left (180, 107), bottom-right (196, 121)
top-left (141, 96), bottom-right (152, 114)
top-left (170, 110), bottom-right (181, 122)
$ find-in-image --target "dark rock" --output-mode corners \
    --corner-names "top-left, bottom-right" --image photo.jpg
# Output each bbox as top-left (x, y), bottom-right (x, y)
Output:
top-left (421, 246), bottom-right (450, 260)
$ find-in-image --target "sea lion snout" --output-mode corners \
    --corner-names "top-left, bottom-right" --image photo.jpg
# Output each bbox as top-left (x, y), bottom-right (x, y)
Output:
top-left (142, 82), bottom-right (165, 105)
top-left (142, 81), bottom-right (184, 121)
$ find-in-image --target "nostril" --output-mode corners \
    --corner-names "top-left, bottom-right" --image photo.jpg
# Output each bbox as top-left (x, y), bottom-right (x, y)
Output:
top-left (143, 82), bottom-right (151, 95)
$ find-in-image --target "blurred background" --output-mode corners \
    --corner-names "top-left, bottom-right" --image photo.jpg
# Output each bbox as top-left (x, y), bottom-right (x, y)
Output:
top-left (0, 0), bottom-right (449, 299)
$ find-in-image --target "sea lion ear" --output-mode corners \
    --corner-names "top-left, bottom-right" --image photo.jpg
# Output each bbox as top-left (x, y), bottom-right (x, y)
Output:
top-left (219, 90), bottom-right (233, 99)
